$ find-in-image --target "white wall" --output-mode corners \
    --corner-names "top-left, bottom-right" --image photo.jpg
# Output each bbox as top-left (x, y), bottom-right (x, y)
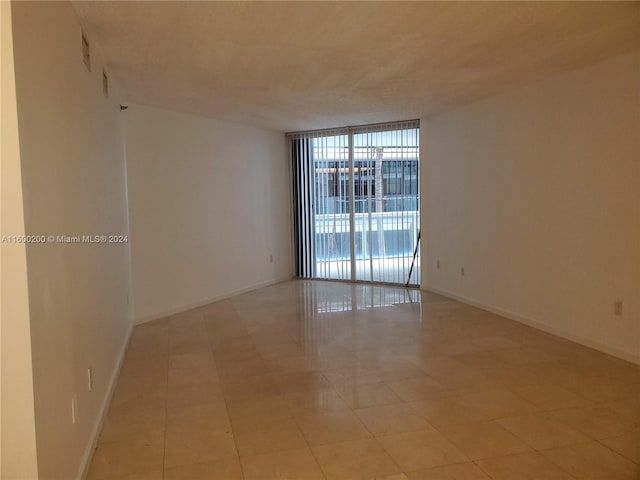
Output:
top-left (0, 2), bottom-right (39, 478)
top-left (11, 2), bottom-right (133, 479)
top-left (421, 51), bottom-right (640, 363)
top-left (125, 105), bottom-right (292, 322)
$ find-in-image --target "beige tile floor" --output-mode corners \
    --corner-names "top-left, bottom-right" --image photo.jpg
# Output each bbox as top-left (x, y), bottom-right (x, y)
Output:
top-left (88, 280), bottom-right (640, 480)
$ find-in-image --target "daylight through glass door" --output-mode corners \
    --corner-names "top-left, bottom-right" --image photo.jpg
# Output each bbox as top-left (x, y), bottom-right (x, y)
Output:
top-left (289, 120), bottom-right (420, 286)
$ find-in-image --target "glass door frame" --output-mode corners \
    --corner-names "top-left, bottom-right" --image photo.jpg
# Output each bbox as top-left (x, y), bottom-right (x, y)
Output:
top-left (289, 120), bottom-right (420, 287)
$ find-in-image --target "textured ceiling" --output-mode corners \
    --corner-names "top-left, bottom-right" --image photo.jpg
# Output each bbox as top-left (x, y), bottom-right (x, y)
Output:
top-left (72, 1), bottom-right (640, 132)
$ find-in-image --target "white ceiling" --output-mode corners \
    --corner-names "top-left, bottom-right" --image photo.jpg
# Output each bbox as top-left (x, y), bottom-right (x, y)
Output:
top-left (72, 1), bottom-right (640, 132)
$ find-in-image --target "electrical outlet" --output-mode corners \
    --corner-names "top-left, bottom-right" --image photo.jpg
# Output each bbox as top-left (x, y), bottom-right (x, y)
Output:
top-left (461, 267), bottom-right (465, 276)
top-left (87, 367), bottom-right (93, 391)
top-left (614, 301), bottom-right (623, 316)
top-left (437, 259), bottom-right (440, 269)
top-left (126, 292), bottom-right (130, 305)
top-left (71, 396), bottom-right (78, 424)
top-left (269, 254), bottom-right (273, 263)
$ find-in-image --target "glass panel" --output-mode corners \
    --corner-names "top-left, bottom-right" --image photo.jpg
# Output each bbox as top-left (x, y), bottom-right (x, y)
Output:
top-left (353, 126), bottom-right (420, 285)
top-left (312, 134), bottom-right (352, 280)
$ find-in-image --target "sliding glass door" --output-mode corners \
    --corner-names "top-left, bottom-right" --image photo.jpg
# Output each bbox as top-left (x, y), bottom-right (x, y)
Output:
top-left (290, 120), bottom-right (420, 286)
top-left (312, 133), bottom-right (351, 281)
top-left (353, 127), bottom-right (419, 284)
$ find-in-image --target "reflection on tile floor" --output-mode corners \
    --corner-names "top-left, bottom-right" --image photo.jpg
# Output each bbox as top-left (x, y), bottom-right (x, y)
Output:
top-left (87, 280), bottom-right (640, 480)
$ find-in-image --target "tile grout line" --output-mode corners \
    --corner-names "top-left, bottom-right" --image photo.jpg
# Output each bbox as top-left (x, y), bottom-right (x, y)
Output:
top-left (209, 328), bottom-right (246, 480)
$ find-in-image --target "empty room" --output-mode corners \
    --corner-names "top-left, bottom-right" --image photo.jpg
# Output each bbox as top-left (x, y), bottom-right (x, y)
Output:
top-left (1, 1), bottom-right (639, 479)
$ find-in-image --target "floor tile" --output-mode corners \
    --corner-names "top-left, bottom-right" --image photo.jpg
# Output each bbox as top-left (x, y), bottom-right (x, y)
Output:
top-left (272, 371), bottom-right (332, 394)
top-left (432, 339), bottom-right (488, 356)
top-left (312, 438), bottom-right (401, 480)
top-left (471, 335), bottom-right (521, 350)
top-left (226, 394), bottom-right (291, 421)
top-left (408, 397), bottom-right (488, 427)
top-left (117, 366), bottom-right (168, 390)
top-left (240, 447), bottom-right (325, 480)
top-left (88, 468), bottom-right (163, 480)
top-left (564, 376), bottom-right (638, 403)
top-left (413, 356), bottom-right (466, 376)
top-left (430, 369), bottom-right (500, 393)
top-left (377, 427), bottom-right (468, 471)
top-left (405, 462), bottom-right (491, 479)
top-left (283, 388), bottom-right (351, 417)
top-left (335, 382), bottom-right (404, 409)
top-left (490, 347), bottom-right (554, 366)
top-left (168, 365), bottom-right (219, 386)
top-left (605, 395), bottom-right (640, 426)
top-left (166, 401), bottom-right (230, 430)
top-left (511, 384), bottom-right (592, 410)
top-left (476, 452), bottom-right (575, 479)
top-left (474, 364), bottom-right (543, 388)
top-left (437, 421), bottom-right (532, 460)
top-left (216, 358), bottom-right (269, 382)
top-left (234, 416), bottom-right (307, 456)
top-left (119, 355), bottom-right (168, 379)
top-left (87, 440), bottom-right (164, 479)
top-left (521, 361), bottom-right (578, 385)
top-left (232, 410), bottom-right (298, 434)
top-left (323, 368), bottom-right (386, 388)
top-left (109, 383), bottom-right (166, 412)
top-left (496, 412), bottom-right (591, 449)
top-left (549, 404), bottom-right (635, 439)
top-left (541, 441), bottom-right (639, 480)
top-left (453, 389), bottom-right (539, 420)
top-left (374, 474), bottom-right (409, 480)
top-left (264, 354), bottom-right (321, 373)
top-left (296, 411), bottom-right (372, 446)
top-left (169, 338), bottom-right (211, 355)
top-left (99, 405), bottom-right (165, 445)
top-left (221, 373), bottom-right (278, 400)
top-left (600, 432), bottom-right (640, 464)
top-left (164, 457), bottom-right (243, 480)
top-left (87, 280), bottom-right (640, 480)
top-left (164, 423), bottom-right (237, 468)
top-left (169, 352), bottom-right (216, 370)
top-left (166, 381), bottom-right (224, 408)
top-left (374, 362), bottom-right (428, 382)
top-left (355, 403), bottom-right (433, 435)
top-left (387, 376), bottom-right (446, 402)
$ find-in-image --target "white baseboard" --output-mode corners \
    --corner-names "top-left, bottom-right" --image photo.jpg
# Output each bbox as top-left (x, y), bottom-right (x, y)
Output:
top-left (135, 275), bottom-right (293, 325)
top-left (77, 320), bottom-right (134, 480)
top-left (424, 285), bottom-right (640, 366)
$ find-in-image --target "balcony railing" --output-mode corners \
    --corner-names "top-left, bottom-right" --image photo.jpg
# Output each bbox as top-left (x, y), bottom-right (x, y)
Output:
top-left (314, 210), bottom-right (419, 260)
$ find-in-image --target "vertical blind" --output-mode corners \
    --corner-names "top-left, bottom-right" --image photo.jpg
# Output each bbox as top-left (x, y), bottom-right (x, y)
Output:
top-left (288, 120), bottom-right (420, 286)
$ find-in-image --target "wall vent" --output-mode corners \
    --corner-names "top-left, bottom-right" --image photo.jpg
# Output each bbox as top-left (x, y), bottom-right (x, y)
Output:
top-left (102, 70), bottom-right (109, 98)
top-left (81, 31), bottom-right (91, 72)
